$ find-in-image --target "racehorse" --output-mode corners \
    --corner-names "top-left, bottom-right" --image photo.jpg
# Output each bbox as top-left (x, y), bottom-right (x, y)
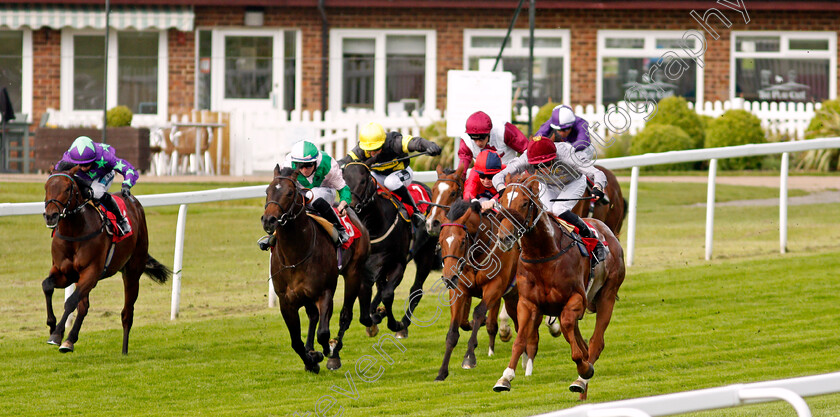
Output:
top-left (492, 171), bottom-right (626, 399)
top-left (572, 165), bottom-right (627, 237)
top-left (424, 165), bottom-right (464, 237)
top-left (42, 167), bottom-right (171, 354)
top-left (261, 165), bottom-right (371, 373)
top-left (435, 199), bottom-right (521, 381)
top-left (342, 162), bottom-right (439, 338)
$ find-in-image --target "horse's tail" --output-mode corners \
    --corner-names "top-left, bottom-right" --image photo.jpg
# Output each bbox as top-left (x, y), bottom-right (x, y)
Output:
top-left (144, 255), bottom-right (172, 284)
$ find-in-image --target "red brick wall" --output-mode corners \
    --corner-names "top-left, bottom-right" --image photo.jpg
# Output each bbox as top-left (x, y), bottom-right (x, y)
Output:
top-left (25, 6), bottom-right (840, 124)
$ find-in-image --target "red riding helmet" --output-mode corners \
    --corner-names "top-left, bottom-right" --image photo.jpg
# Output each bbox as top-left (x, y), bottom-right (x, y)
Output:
top-left (527, 136), bottom-right (557, 164)
top-left (474, 149), bottom-right (505, 175)
top-left (465, 111), bottom-right (492, 135)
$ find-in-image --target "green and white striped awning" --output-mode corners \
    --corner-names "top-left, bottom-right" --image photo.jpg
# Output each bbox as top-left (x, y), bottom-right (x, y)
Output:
top-left (0, 5), bottom-right (194, 31)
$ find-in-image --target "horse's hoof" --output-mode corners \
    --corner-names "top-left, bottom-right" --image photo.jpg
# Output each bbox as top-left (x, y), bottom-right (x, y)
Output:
top-left (47, 333), bottom-right (62, 346)
top-left (461, 355), bottom-right (476, 369)
top-left (326, 357), bottom-right (342, 371)
top-left (499, 328), bottom-right (512, 343)
top-left (395, 328), bottom-right (408, 339)
top-left (365, 324), bottom-right (379, 338)
top-left (546, 317), bottom-right (562, 338)
top-left (309, 350), bottom-right (325, 364)
top-left (435, 371), bottom-right (448, 381)
top-left (46, 339), bottom-right (60, 346)
top-left (305, 363), bottom-right (320, 374)
top-left (58, 341), bottom-right (74, 353)
top-left (581, 363), bottom-right (595, 380)
top-left (493, 378), bottom-right (511, 392)
top-left (570, 377), bottom-right (589, 400)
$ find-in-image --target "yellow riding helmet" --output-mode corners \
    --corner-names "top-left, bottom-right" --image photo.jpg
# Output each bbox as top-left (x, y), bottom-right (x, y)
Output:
top-left (359, 122), bottom-right (386, 151)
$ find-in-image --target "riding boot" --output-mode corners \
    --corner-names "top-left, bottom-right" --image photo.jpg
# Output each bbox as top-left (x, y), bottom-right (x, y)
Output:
top-left (559, 211), bottom-right (604, 263)
top-left (257, 234), bottom-right (276, 251)
top-left (392, 186), bottom-right (427, 258)
top-left (312, 198), bottom-right (349, 245)
top-left (100, 192), bottom-right (131, 235)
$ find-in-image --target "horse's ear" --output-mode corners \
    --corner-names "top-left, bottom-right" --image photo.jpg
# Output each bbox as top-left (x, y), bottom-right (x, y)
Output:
top-left (504, 173), bottom-right (512, 185)
top-left (273, 164), bottom-right (281, 177)
top-left (455, 164), bottom-right (464, 178)
top-left (436, 164), bottom-right (444, 176)
top-left (68, 165), bottom-right (80, 175)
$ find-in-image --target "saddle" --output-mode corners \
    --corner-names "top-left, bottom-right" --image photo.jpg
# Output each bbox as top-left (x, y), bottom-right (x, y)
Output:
top-left (306, 208), bottom-right (360, 250)
top-left (96, 196), bottom-right (133, 243)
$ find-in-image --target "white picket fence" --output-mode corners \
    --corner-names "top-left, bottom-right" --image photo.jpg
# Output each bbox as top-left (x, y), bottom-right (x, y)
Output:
top-left (515, 99), bottom-right (821, 140)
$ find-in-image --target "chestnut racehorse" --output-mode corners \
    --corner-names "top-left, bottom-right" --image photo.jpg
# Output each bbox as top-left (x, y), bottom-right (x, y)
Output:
top-left (435, 199), bottom-right (521, 381)
top-left (492, 172), bottom-right (625, 399)
top-left (42, 167), bottom-right (171, 354)
top-left (261, 166), bottom-right (371, 373)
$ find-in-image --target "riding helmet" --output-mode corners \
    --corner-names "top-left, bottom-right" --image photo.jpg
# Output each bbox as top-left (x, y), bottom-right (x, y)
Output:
top-left (549, 105), bottom-right (576, 131)
top-left (288, 140), bottom-right (321, 169)
top-left (527, 136), bottom-right (558, 164)
top-left (66, 136), bottom-right (98, 164)
top-left (359, 122), bottom-right (386, 151)
top-left (465, 111), bottom-right (493, 135)
top-left (474, 149), bottom-right (505, 175)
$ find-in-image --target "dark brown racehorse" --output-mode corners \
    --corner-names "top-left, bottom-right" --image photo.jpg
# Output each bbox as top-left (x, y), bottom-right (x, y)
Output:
top-left (342, 162), bottom-right (439, 339)
top-left (492, 172), bottom-right (625, 399)
top-left (435, 199), bottom-right (521, 381)
top-left (261, 166), bottom-right (370, 373)
top-left (573, 165), bottom-right (627, 236)
top-left (42, 167), bottom-right (171, 354)
top-left (424, 165), bottom-right (464, 237)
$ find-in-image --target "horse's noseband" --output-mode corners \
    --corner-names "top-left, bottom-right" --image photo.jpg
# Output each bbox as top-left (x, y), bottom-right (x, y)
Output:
top-left (265, 176), bottom-right (306, 227)
top-left (44, 173), bottom-right (88, 228)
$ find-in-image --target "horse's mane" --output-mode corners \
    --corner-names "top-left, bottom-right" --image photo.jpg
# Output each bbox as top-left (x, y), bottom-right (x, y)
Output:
top-left (441, 167), bottom-right (456, 175)
top-left (447, 199), bottom-right (473, 221)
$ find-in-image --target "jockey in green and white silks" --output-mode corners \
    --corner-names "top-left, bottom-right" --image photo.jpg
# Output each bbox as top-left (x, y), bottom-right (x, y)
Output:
top-left (258, 141), bottom-right (351, 251)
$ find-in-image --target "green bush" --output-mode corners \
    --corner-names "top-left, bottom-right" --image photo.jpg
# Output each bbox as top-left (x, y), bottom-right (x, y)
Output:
top-left (646, 96), bottom-right (705, 149)
top-left (106, 105), bottom-right (133, 127)
top-left (798, 99), bottom-right (840, 171)
top-left (598, 133), bottom-right (633, 159)
top-left (410, 121), bottom-right (456, 171)
top-left (532, 101), bottom-right (559, 136)
top-left (630, 124), bottom-right (695, 171)
top-left (704, 109), bottom-right (766, 170)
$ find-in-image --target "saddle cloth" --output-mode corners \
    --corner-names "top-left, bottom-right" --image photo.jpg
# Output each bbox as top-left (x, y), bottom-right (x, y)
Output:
top-left (377, 182), bottom-right (431, 217)
top-left (307, 208), bottom-right (361, 250)
top-left (549, 216), bottom-right (608, 257)
top-left (98, 195), bottom-right (133, 243)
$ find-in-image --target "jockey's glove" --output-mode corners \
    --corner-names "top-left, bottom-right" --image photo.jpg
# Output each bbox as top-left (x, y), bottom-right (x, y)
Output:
top-left (121, 185), bottom-right (132, 198)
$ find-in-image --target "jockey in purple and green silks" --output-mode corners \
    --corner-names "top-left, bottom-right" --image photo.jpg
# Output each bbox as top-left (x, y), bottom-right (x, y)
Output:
top-left (257, 140), bottom-right (352, 251)
top-left (54, 135), bottom-right (137, 236)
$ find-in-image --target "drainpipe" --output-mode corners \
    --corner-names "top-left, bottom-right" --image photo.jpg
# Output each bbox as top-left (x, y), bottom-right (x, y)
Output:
top-left (318, 0), bottom-right (328, 114)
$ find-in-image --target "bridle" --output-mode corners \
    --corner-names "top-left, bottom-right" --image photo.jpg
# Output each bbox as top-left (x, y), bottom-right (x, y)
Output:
top-left (504, 181), bottom-right (577, 264)
top-left (439, 222), bottom-right (473, 289)
top-left (265, 175), bottom-right (307, 227)
top-left (44, 173), bottom-right (89, 228)
top-left (503, 182), bottom-right (546, 234)
top-left (345, 162), bottom-right (377, 212)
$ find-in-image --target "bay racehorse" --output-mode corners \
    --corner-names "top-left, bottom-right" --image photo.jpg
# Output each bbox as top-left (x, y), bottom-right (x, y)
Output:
top-left (42, 167), bottom-right (171, 354)
top-left (342, 162), bottom-right (439, 338)
top-left (424, 165), bottom-right (464, 237)
top-left (435, 199), bottom-right (521, 381)
top-left (573, 165), bottom-right (626, 237)
top-left (261, 166), bottom-right (370, 373)
top-left (492, 171), bottom-right (625, 399)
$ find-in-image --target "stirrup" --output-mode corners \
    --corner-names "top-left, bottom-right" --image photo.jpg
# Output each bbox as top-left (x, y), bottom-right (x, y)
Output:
top-left (117, 219), bottom-right (131, 236)
top-left (336, 229), bottom-right (350, 245)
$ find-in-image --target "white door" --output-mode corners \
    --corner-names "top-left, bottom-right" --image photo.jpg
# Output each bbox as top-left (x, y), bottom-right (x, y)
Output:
top-left (212, 29), bottom-right (284, 113)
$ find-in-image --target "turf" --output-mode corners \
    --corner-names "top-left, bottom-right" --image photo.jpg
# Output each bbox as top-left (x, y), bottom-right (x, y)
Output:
top-left (1, 180), bottom-right (839, 416)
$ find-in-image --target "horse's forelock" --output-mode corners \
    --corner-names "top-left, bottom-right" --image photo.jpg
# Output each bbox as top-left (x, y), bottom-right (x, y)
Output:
top-left (446, 199), bottom-right (472, 221)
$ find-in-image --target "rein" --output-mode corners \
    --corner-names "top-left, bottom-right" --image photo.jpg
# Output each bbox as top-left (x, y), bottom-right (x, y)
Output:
top-left (271, 224), bottom-right (318, 272)
top-left (46, 173), bottom-right (104, 242)
top-left (504, 181), bottom-right (574, 264)
top-left (265, 175), bottom-right (307, 226)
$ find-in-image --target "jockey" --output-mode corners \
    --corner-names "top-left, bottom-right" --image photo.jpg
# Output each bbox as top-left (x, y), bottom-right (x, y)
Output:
top-left (463, 149), bottom-right (505, 212)
top-left (535, 104), bottom-right (595, 164)
top-left (54, 135), bottom-right (137, 236)
top-left (492, 136), bottom-right (607, 263)
top-left (457, 111), bottom-right (528, 176)
top-left (338, 122), bottom-right (442, 228)
top-left (258, 140), bottom-right (351, 251)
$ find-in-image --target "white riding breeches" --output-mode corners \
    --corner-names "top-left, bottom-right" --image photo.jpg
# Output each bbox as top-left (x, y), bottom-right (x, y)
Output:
top-left (91, 171), bottom-right (115, 199)
top-left (539, 175), bottom-right (587, 216)
top-left (371, 167), bottom-right (414, 191)
top-left (308, 187), bottom-right (336, 203)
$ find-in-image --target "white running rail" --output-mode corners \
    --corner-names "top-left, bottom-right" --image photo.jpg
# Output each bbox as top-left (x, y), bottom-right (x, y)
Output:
top-left (533, 371), bottom-right (840, 417)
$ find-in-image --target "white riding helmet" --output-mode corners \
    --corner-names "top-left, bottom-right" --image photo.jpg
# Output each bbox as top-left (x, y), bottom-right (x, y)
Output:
top-left (549, 105), bottom-right (576, 130)
top-left (288, 140), bottom-right (322, 168)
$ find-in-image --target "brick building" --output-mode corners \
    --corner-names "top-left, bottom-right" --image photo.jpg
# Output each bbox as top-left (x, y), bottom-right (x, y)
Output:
top-left (1, 0), bottom-right (838, 127)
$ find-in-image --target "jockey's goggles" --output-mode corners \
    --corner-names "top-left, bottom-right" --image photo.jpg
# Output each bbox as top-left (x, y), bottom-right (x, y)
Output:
top-left (478, 173), bottom-right (495, 180)
top-left (297, 162), bottom-right (316, 169)
top-left (468, 133), bottom-right (490, 141)
top-left (553, 126), bottom-right (573, 132)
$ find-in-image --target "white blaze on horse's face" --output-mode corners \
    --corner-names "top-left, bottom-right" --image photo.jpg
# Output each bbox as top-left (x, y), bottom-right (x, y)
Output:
top-left (505, 189), bottom-right (520, 207)
top-left (428, 182), bottom-right (450, 227)
top-left (275, 183), bottom-right (281, 190)
top-left (445, 235), bottom-right (455, 249)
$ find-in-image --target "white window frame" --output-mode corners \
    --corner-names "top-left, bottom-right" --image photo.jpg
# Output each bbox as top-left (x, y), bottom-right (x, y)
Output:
top-left (60, 29), bottom-right (169, 125)
top-left (463, 28), bottom-right (571, 106)
top-left (329, 29), bottom-right (436, 115)
top-left (597, 30), bottom-right (705, 106)
top-left (0, 28), bottom-right (33, 120)
top-left (730, 31), bottom-right (837, 101)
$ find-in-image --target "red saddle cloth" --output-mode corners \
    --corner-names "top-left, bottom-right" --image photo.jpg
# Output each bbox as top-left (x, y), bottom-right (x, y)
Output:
top-left (379, 183), bottom-right (431, 216)
top-left (335, 208), bottom-right (362, 250)
top-left (581, 220), bottom-right (607, 254)
top-left (100, 195), bottom-right (133, 243)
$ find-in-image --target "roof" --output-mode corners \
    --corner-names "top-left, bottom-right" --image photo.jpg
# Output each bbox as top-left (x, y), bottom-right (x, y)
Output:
top-left (2, 0), bottom-right (840, 11)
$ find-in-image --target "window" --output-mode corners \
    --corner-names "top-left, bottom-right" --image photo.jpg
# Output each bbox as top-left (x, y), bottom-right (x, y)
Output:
top-left (464, 29), bottom-right (570, 110)
top-left (0, 29), bottom-right (32, 118)
top-left (330, 29), bottom-right (436, 115)
top-left (732, 32), bottom-right (836, 102)
top-left (598, 30), bottom-right (704, 106)
top-left (61, 30), bottom-right (168, 123)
